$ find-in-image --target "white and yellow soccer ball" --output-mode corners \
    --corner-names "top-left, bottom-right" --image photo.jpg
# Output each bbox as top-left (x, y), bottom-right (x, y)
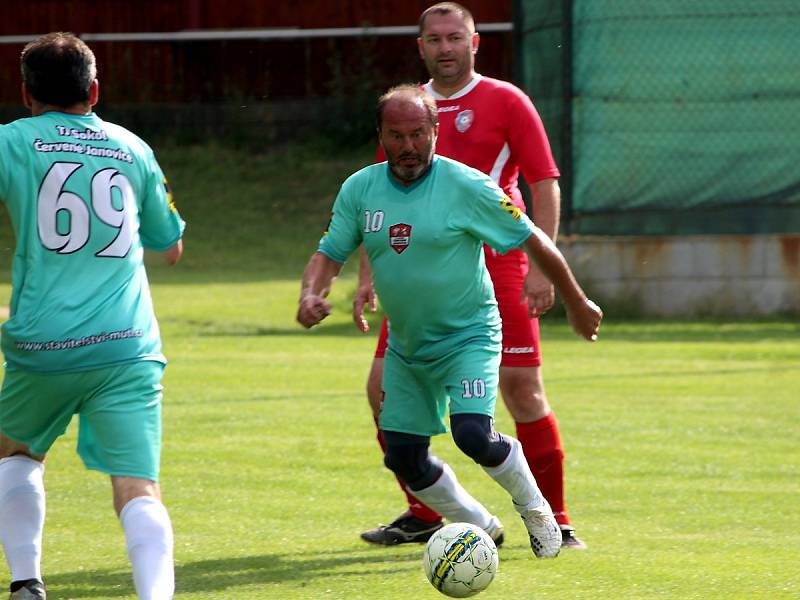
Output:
top-left (423, 522), bottom-right (499, 598)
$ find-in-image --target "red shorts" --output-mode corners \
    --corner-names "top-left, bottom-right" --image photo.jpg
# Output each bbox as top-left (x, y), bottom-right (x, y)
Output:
top-left (374, 246), bottom-right (542, 367)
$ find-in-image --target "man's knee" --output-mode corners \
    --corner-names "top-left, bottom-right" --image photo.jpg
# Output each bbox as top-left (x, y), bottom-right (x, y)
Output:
top-left (450, 414), bottom-right (510, 467)
top-left (384, 445), bottom-right (425, 484)
top-left (112, 476), bottom-right (161, 516)
top-left (499, 365), bottom-right (549, 420)
top-left (383, 435), bottom-right (440, 490)
top-left (0, 434), bottom-right (43, 462)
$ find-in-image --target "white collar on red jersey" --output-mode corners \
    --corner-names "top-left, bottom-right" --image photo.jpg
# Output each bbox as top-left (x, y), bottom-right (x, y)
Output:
top-left (423, 74), bottom-right (483, 100)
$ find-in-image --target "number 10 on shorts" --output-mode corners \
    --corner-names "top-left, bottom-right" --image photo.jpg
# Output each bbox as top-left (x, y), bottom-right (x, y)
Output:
top-left (460, 379), bottom-right (486, 399)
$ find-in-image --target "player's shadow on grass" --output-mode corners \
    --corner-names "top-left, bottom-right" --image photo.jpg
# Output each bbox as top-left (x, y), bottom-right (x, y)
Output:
top-left (177, 318), bottom-right (382, 337)
top-left (547, 363), bottom-right (798, 384)
top-left (41, 548), bottom-right (420, 597)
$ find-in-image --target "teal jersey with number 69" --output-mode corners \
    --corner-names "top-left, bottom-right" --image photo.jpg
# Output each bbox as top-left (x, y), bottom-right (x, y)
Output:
top-left (0, 112), bottom-right (185, 373)
top-left (319, 155), bottom-right (536, 362)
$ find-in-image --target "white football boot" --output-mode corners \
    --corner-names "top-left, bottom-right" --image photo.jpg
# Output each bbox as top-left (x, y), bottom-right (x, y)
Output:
top-left (515, 502), bottom-right (561, 558)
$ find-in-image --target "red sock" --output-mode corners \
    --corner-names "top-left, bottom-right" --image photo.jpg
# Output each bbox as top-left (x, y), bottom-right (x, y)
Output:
top-left (516, 412), bottom-right (570, 526)
top-left (374, 418), bottom-right (442, 523)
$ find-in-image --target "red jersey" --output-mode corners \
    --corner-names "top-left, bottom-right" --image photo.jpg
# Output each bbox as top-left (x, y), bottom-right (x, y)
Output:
top-left (424, 75), bottom-right (559, 210)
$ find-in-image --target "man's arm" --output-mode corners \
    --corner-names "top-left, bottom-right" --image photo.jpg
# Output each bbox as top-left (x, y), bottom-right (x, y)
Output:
top-left (352, 247), bottom-right (377, 333)
top-left (296, 252), bottom-right (343, 329)
top-left (531, 178), bottom-right (561, 242)
top-left (524, 178), bottom-right (561, 315)
top-left (523, 226), bottom-right (602, 341)
top-left (350, 145), bottom-right (385, 331)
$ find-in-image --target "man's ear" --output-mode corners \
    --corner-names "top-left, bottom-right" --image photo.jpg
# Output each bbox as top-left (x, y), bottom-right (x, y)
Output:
top-left (21, 82), bottom-right (33, 109)
top-left (88, 79), bottom-right (99, 106)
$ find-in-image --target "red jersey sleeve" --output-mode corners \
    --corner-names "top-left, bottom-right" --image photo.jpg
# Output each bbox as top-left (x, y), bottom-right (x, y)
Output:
top-left (506, 90), bottom-right (560, 184)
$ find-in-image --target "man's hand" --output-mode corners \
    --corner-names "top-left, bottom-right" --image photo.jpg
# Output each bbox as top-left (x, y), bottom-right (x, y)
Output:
top-left (162, 240), bottom-right (183, 266)
top-left (296, 295), bottom-right (332, 329)
top-left (352, 282), bottom-right (377, 333)
top-left (522, 266), bottom-right (555, 317)
top-left (565, 298), bottom-right (603, 341)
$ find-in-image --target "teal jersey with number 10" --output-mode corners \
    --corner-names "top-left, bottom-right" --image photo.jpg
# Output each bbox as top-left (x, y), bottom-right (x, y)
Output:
top-left (319, 155), bottom-right (535, 362)
top-left (0, 111), bottom-right (185, 373)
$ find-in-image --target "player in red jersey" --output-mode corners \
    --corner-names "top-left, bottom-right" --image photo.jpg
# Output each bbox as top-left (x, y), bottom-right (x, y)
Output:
top-left (355, 2), bottom-right (587, 550)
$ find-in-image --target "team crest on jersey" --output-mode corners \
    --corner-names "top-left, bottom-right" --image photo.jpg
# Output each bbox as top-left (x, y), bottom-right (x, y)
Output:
top-left (501, 197), bottom-right (522, 220)
top-left (455, 109), bottom-right (474, 133)
top-left (389, 223), bottom-right (412, 254)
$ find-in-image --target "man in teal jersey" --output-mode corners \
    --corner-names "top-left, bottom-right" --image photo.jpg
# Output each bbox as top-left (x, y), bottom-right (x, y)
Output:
top-left (0, 33), bottom-right (184, 600)
top-left (297, 85), bottom-right (602, 559)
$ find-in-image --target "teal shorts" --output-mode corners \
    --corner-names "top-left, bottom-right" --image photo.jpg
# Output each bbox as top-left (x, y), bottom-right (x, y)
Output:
top-left (379, 344), bottom-right (500, 437)
top-left (0, 361), bottom-right (165, 481)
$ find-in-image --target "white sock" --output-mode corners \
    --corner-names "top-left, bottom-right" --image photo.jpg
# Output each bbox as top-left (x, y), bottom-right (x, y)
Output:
top-left (410, 463), bottom-right (494, 529)
top-left (120, 496), bottom-right (174, 600)
top-left (483, 438), bottom-right (549, 512)
top-left (0, 456), bottom-right (45, 582)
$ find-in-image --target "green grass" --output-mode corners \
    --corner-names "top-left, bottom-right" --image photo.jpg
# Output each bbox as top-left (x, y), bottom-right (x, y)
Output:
top-left (3, 285), bottom-right (797, 600)
top-left (0, 142), bottom-right (798, 598)
top-left (155, 140), bottom-right (375, 278)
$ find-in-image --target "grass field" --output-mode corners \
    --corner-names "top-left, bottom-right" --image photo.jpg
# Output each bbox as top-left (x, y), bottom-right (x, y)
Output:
top-left (0, 142), bottom-right (798, 598)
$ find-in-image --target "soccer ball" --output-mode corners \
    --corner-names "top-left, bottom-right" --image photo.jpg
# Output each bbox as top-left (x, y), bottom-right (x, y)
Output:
top-left (423, 522), bottom-right (499, 597)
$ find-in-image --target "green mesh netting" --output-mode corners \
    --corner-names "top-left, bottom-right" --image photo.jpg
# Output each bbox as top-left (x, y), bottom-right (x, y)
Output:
top-left (515, 0), bottom-right (800, 235)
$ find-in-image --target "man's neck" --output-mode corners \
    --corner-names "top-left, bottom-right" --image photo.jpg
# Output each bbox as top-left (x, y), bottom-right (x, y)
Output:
top-left (31, 102), bottom-right (92, 117)
top-left (429, 71), bottom-right (477, 99)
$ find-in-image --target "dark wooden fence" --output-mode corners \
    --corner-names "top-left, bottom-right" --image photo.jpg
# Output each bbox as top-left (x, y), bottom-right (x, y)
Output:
top-left (0, 1), bottom-right (512, 104)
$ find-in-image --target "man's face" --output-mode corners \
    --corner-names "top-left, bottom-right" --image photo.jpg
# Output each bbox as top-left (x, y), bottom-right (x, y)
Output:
top-left (417, 11), bottom-right (478, 86)
top-left (379, 99), bottom-right (438, 185)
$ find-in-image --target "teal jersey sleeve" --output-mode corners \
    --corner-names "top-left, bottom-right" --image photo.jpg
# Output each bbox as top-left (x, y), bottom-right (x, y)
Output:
top-left (137, 144), bottom-right (185, 251)
top-left (317, 168), bottom-right (368, 264)
top-left (454, 168), bottom-right (536, 254)
top-left (0, 112), bottom-right (185, 373)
